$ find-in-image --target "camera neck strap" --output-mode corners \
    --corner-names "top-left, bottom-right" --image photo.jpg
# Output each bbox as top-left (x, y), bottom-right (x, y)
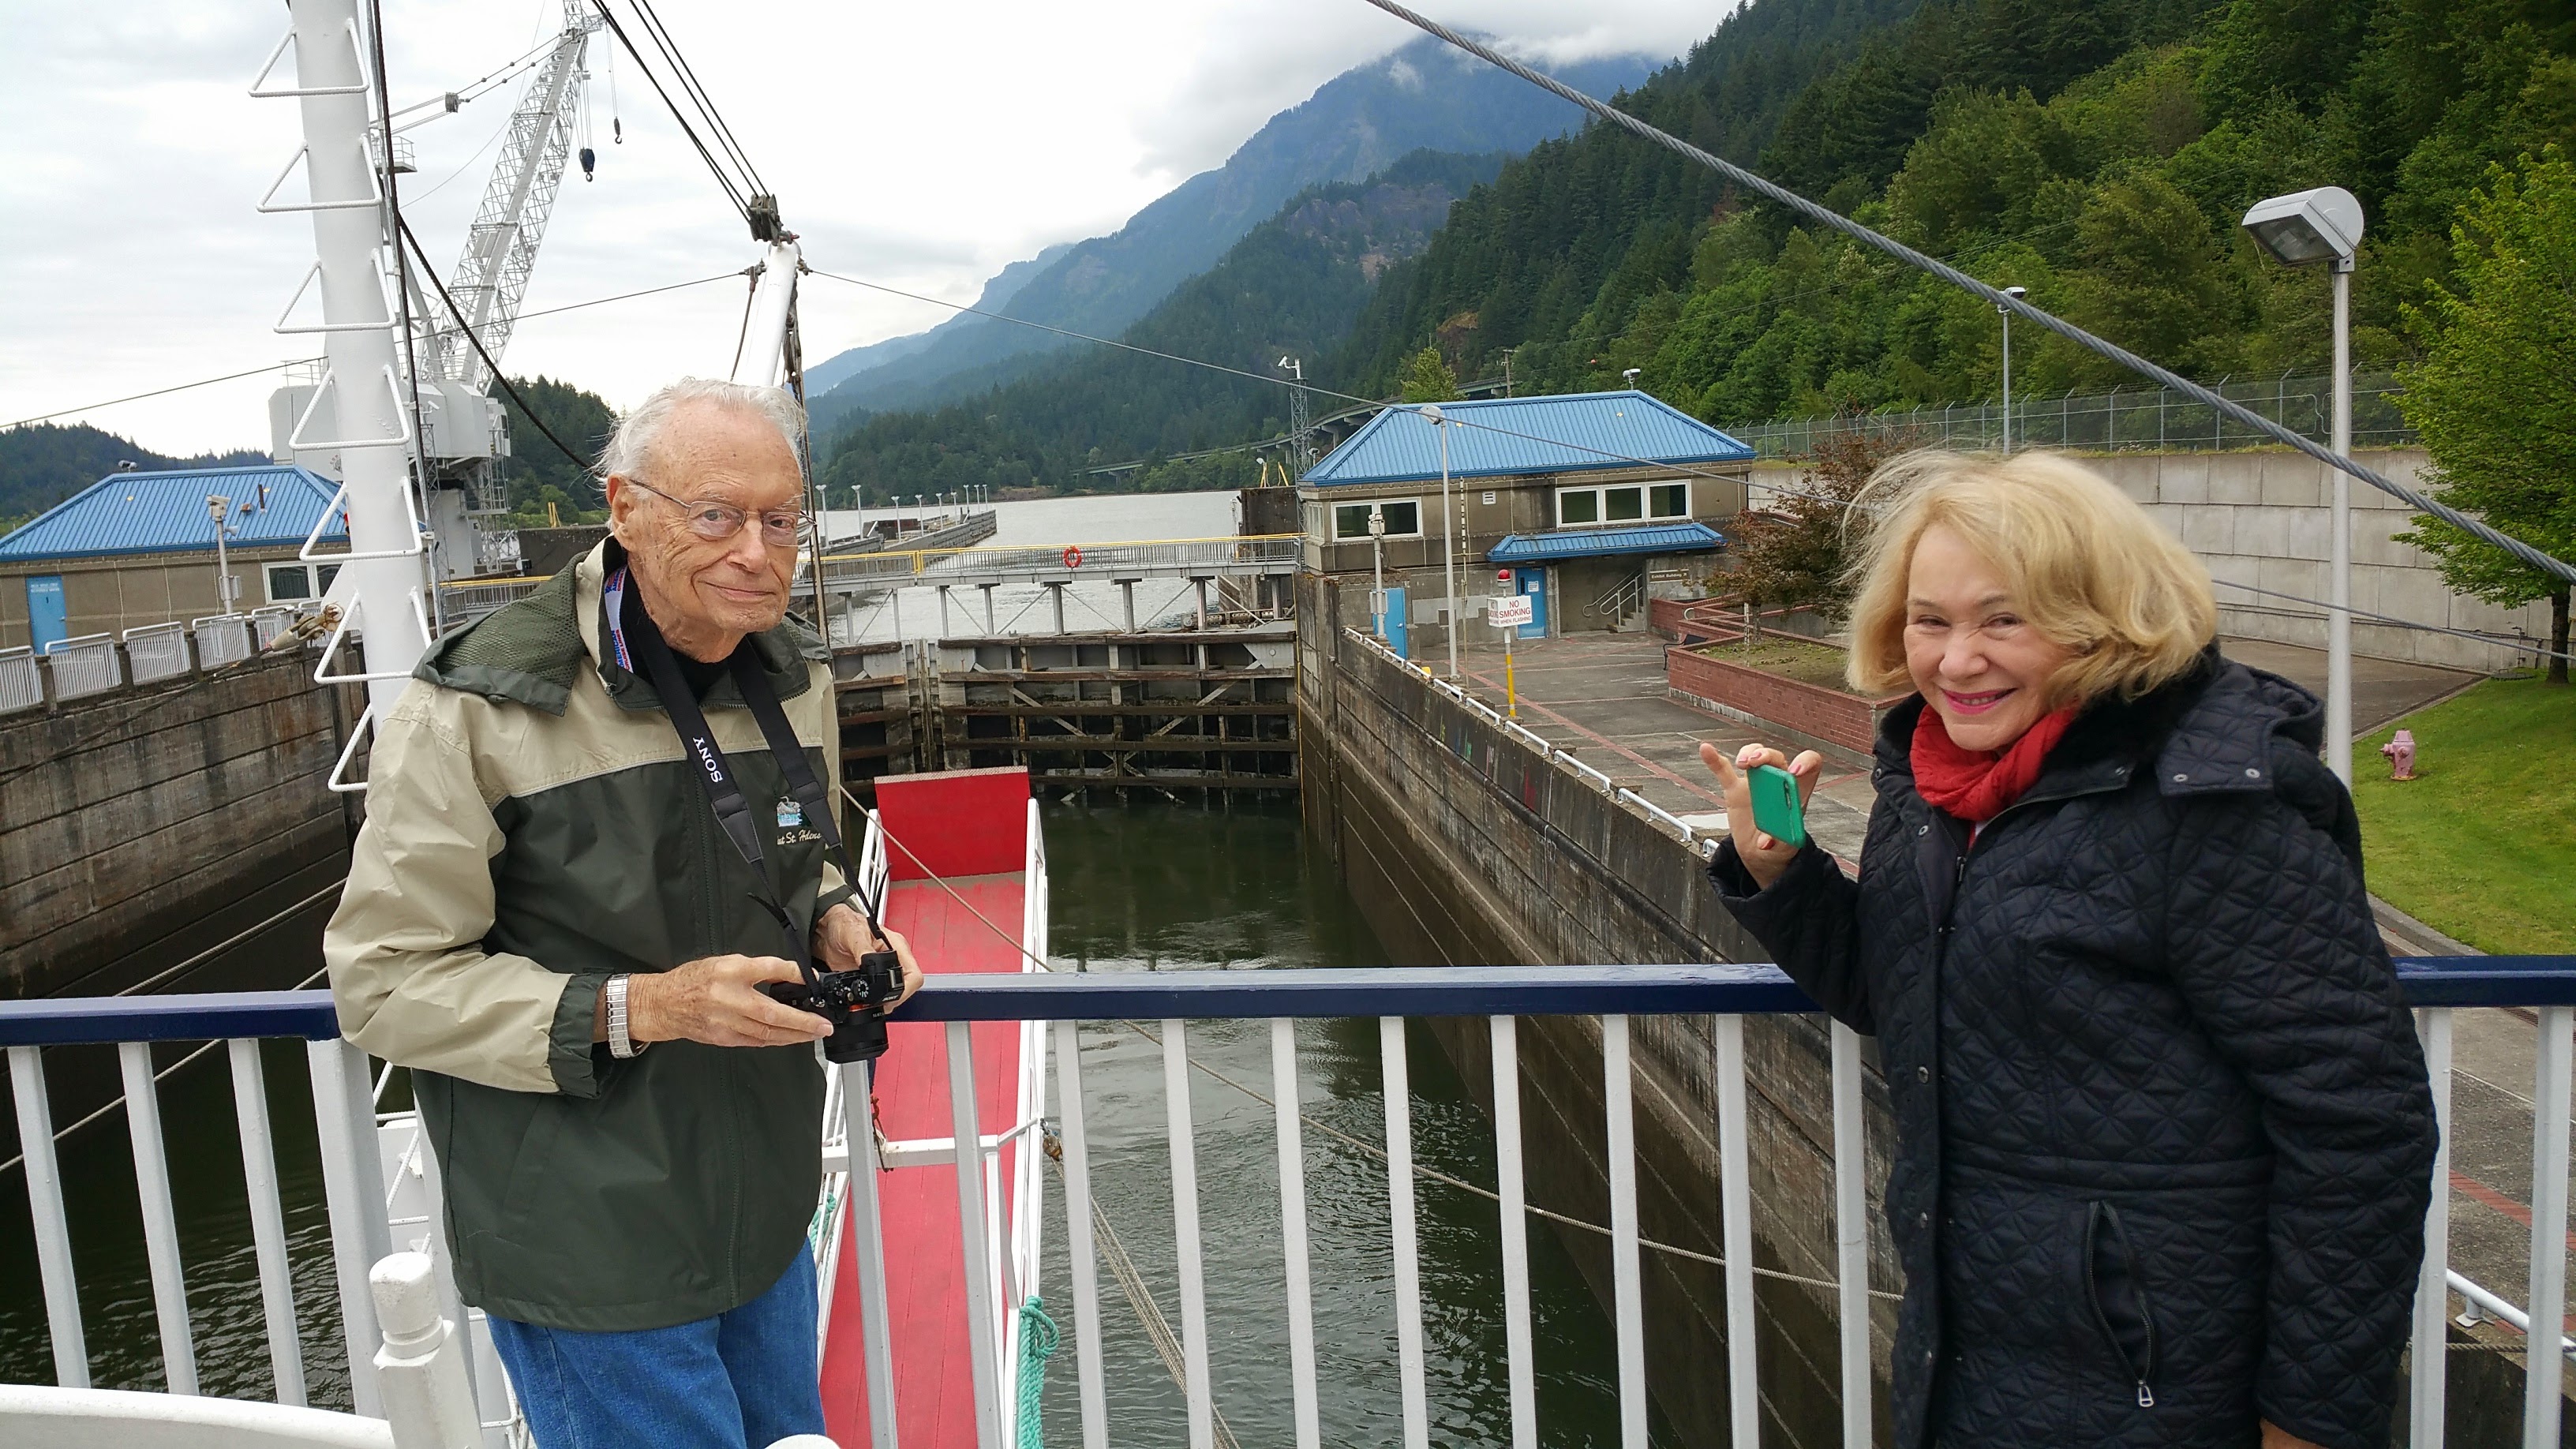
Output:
top-left (613, 572), bottom-right (881, 982)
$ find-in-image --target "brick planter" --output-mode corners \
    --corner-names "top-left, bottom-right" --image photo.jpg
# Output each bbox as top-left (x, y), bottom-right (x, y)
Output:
top-left (1665, 646), bottom-right (1900, 754)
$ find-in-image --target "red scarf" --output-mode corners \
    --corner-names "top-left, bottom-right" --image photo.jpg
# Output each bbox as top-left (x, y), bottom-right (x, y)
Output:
top-left (1911, 702), bottom-right (2080, 822)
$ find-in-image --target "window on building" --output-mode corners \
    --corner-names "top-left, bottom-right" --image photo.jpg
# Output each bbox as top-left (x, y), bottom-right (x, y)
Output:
top-left (264, 562), bottom-right (341, 604)
top-left (1556, 481), bottom-right (1690, 528)
top-left (1333, 499), bottom-right (1422, 540)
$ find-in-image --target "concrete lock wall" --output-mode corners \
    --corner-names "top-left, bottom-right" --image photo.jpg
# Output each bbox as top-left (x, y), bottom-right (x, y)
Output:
top-left (1750, 447), bottom-right (2554, 674)
top-left (1297, 570), bottom-right (1899, 1447)
top-left (1, 650), bottom-right (362, 1002)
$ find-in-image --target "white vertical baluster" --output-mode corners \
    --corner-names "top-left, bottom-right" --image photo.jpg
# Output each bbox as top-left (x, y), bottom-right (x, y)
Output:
top-left (1489, 1017), bottom-right (1537, 1449)
top-left (2409, 1009), bottom-right (2451, 1449)
top-left (948, 1021), bottom-right (1004, 1449)
top-left (1273, 1017), bottom-right (1323, 1449)
top-left (842, 1062), bottom-right (900, 1449)
top-left (119, 1042), bottom-right (197, 1395)
top-left (1829, 1021), bottom-right (1871, 1448)
top-left (1382, 1016), bottom-right (1430, 1449)
top-left (1055, 1020), bottom-right (1108, 1449)
top-left (1604, 1017), bottom-right (1648, 1449)
top-left (309, 1037), bottom-right (391, 1417)
top-left (1165, 1020), bottom-right (1216, 1449)
top-left (229, 1039), bottom-right (307, 1406)
top-left (1715, 1015), bottom-right (1760, 1447)
top-left (395, 1106), bottom-right (477, 1410)
top-left (8, 1044), bottom-right (87, 1388)
top-left (2526, 1006), bottom-right (2572, 1449)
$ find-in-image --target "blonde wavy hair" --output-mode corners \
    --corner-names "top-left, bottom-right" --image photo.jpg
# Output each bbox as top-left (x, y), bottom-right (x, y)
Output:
top-left (1844, 450), bottom-right (2217, 707)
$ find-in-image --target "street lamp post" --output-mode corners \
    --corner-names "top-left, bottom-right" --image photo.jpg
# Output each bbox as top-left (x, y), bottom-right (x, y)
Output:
top-left (2241, 185), bottom-right (2364, 784)
top-left (1421, 404), bottom-right (1461, 679)
top-left (1997, 285), bottom-right (2027, 451)
top-left (207, 496), bottom-right (238, 612)
top-left (1368, 502), bottom-right (1389, 642)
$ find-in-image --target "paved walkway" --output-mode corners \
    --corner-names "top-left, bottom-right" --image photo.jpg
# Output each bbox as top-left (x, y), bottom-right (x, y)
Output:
top-left (1444, 627), bottom-right (2556, 1352)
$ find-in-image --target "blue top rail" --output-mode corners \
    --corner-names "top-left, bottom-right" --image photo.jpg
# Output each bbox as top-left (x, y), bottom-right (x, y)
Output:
top-left (2, 959), bottom-right (2570, 1048)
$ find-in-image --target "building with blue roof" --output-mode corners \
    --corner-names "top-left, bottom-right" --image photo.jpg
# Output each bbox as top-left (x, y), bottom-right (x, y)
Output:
top-left (0, 465), bottom-right (348, 650)
top-left (1297, 391), bottom-right (1753, 650)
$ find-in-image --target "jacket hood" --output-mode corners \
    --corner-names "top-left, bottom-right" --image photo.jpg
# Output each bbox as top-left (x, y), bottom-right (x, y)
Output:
top-left (415, 540), bottom-right (826, 715)
top-left (1874, 645), bottom-right (2325, 801)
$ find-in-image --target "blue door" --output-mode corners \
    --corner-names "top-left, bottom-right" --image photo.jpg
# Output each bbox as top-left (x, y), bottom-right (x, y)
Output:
top-left (25, 575), bottom-right (66, 651)
top-left (1511, 567), bottom-right (1548, 639)
top-left (1380, 585), bottom-right (1409, 659)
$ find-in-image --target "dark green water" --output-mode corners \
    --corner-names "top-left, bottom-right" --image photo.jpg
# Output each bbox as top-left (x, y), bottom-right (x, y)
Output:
top-left (0, 796), bottom-right (1643, 1445)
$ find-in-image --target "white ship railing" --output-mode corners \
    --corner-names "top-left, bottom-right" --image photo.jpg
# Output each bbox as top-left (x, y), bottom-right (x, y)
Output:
top-left (6, 960), bottom-right (2574, 1448)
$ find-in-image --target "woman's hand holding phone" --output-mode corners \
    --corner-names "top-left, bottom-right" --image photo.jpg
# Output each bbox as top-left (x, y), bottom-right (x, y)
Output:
top-left (1698, 741), bottom-right (1823, 890)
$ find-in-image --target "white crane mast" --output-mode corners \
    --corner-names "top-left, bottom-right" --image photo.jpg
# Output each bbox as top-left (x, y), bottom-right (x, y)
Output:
top-left (428, 1), bottom-right (601, 392)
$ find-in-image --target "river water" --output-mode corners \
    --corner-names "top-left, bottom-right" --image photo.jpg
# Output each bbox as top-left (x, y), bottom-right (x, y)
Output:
top-left (0, 796), bottom-right (1647, 1446)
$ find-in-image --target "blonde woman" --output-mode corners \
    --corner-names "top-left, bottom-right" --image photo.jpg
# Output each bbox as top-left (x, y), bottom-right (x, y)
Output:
top-left (1702, 451), bottom-right (2434, 1449)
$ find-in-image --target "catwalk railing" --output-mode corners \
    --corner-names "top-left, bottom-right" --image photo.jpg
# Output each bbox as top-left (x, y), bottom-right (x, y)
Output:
top-left (8, 959), bottom-right (2575, 1448)
top-left (1731, 370), bottom-right (2413, 461)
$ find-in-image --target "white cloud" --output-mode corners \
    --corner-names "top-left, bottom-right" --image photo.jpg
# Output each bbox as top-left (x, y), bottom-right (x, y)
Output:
top-left (0, 0), bottom-right (1726, 455)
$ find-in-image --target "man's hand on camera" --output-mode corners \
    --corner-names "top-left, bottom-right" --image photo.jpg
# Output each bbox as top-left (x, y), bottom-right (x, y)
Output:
top-left (814, 904), bottom-right (926, 1009)
top-left (1698, 740), bottom-right (1823, 891)
top-left (626, 955), bottom-right (833, 1048)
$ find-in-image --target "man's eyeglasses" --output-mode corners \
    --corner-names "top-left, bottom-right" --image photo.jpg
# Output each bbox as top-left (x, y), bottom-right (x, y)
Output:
top-left (620, 477), bottom-right (809, 548)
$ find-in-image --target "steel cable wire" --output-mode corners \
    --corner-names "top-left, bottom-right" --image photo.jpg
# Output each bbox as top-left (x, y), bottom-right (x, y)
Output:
top-left (1353, 0), bottom-right (2576, 586)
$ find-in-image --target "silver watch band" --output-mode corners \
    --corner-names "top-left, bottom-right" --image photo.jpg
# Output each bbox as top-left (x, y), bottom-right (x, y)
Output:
top-left (606, 974), bottom-right (644, 1058)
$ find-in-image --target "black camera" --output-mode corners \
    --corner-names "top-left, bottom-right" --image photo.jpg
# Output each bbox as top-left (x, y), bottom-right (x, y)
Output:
top-left (759, 949), bottom-right (902, 1064)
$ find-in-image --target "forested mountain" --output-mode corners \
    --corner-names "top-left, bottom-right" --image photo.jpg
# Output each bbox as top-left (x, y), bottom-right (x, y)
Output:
top-left (0, 424), bottom-right (266, 533)
top-left (803, 36), bottom-right (1657, 433)
top-left (802, 244), bottom-right (1071, 401)
top-left (492, 376), bottom-right (617, 526)
top-left (1337, 0), bottom-right (2576, 424)
top-left (817, 152), bottom-right (1504, 505)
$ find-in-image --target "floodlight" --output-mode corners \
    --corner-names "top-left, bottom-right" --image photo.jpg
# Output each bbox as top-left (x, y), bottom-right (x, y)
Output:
top-left (2240, 187), bottom-right (2364, 267)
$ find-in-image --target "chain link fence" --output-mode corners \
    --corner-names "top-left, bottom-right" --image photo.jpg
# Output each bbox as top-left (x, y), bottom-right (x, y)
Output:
top-left (1730, 372), bottom-right (2413, 459)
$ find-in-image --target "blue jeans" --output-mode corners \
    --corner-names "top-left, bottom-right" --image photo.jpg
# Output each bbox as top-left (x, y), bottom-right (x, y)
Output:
top-left (486, 1251), bottom-right (826, 1449)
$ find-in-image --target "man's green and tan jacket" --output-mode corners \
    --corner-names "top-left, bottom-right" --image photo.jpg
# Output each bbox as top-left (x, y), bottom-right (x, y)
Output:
top-left (325, 541), bottom-right (853, 1331)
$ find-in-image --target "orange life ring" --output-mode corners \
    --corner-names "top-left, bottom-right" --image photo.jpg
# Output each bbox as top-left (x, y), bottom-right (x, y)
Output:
top-left (1062, 545), bottom-right (1083, 569)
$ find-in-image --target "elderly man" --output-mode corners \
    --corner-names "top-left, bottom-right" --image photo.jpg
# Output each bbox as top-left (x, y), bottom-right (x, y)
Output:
top-left (326, 376), bottom-right (919, 1449)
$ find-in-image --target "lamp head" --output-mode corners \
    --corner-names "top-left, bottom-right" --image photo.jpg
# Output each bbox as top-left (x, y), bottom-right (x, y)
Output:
top-left (2241, 186), bottom-right (2364, 266)
top-left (1418, 403), bottom-right (1444, 425)
top-left (1997, 284), bottom-right (2027, 313)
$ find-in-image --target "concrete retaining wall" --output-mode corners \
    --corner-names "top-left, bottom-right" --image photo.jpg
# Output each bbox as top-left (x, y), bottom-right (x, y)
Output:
top-left (1297, 571), bottom-right (1900, 1447)
top-left (0, 650), bottom-right (360, 1000)
top-left (1750, 448), bottom-right (2552, 673)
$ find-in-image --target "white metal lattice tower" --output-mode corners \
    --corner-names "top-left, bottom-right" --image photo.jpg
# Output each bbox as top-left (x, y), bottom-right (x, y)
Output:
top-left (427, 1), bottom-right (600, 391)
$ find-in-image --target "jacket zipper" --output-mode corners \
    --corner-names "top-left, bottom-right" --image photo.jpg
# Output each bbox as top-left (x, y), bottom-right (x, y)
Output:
top-left (2084, 1201), bottom-right (2160, 1407)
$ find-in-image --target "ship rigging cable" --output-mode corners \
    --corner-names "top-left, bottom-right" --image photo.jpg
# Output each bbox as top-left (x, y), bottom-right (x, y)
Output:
top-left (1354, 0), bottom-right (2576, 587)
top-left (397, 215), bottom-right (599, 473)
top-left (1, 275), bottom-right (736, 431)
top-left (585, 0), bottom-right (756, 226)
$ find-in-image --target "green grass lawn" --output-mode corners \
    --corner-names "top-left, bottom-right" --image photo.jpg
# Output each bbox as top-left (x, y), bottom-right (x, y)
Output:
top-left (2354, 675), bottom-right (2576, 955)
top-left (1698, 635), bottom-right (1856, 693)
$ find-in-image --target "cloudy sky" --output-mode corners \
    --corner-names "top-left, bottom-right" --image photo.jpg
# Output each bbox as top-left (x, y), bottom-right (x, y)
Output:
top-left (0, 1), bottom-right (1724, 455)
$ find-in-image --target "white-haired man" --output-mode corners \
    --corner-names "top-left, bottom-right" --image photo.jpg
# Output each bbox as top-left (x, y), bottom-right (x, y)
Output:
top-left (327, 377), bottom-right (919, 1448)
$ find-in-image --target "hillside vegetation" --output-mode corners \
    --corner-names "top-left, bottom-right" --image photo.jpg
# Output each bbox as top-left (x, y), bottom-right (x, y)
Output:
top-left (0, 424), bottom-right (267, 534)
top-left (1344, 0), bottom-right (2576, 421)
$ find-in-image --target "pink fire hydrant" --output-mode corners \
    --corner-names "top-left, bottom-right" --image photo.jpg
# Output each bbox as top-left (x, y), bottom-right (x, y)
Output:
top-left (2379, 729), bottom-right (2417, 781)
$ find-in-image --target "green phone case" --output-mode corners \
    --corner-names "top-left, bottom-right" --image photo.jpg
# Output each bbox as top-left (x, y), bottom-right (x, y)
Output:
top-left (1747, 763), bottom-right (1808, 848)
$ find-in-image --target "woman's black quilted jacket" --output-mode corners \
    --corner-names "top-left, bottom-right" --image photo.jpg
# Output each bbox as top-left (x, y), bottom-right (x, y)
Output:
top-left (1709, 655), bottom-right (2436, 1449)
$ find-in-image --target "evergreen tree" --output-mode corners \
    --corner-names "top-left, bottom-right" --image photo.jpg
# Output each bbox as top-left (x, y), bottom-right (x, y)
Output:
top-left (2393, 149), bottom-right (2576, 681)
top-left (1398, 347), bottom-right (1465, 403)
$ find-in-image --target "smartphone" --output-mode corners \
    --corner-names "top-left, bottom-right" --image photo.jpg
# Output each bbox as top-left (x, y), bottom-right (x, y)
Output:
top-left (1746, 763), bottom-right (1808, 848)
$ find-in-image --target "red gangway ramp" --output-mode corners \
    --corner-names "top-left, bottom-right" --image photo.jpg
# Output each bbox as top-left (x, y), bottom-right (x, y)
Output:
top-left (821, 766), bottom-right (1035, 1449)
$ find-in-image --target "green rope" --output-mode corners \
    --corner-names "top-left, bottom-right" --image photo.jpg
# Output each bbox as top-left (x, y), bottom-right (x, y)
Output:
top-left (1014, 1294), bottom-right (1061, 1449)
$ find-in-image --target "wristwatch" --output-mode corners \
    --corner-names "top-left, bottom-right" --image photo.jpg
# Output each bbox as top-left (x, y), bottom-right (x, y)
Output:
top-left (606, 975), bottom-right (646, 1058)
